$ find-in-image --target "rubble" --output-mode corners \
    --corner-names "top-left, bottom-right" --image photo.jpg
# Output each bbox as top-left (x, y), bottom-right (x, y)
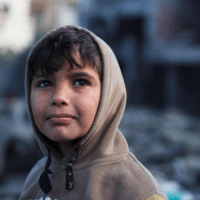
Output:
top-left (0, 104), bottom-right (200, 199)
top-left (120, 106), bottom-right (200, 199)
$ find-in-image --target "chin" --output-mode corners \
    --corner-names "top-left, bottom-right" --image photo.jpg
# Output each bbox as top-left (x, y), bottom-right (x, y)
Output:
top-left (49, 133), bottom-right (80, 143)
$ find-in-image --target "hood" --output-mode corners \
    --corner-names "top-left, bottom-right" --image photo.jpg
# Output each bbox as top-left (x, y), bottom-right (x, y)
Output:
top-left (25, 25), bottom-right (127, 165)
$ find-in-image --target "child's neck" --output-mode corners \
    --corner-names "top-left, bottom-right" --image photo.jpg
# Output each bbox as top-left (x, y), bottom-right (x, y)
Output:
top-left (58, 139), bottom-right (81, 156)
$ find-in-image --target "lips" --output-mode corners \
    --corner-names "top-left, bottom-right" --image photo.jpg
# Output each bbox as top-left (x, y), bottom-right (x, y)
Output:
top-left (47, 114), bottom-right (76, 125)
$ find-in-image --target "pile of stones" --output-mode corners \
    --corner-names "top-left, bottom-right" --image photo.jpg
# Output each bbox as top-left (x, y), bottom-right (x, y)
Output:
top-left (120, 106), bottom-right (200, 199)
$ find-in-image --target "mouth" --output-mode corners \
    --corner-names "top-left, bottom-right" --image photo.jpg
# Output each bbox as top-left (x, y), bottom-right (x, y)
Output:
top-left (47, 114), bottom-right (76, 125)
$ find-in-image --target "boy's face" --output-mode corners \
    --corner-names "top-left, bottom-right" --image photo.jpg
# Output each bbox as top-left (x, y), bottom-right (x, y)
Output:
top-left (30, 52), bottom-right (101, 144)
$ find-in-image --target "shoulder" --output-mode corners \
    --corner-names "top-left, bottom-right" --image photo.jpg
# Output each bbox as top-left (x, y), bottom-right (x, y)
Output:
top-left (20, 157), bottom-right (47, 194)
top-left (116, 152), bottom-right (168, 199)
top-left (99, 152), bottom-right (168, 200)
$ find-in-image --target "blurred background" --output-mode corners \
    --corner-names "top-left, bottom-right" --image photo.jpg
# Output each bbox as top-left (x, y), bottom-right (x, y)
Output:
top-left (0, 0), bottom-right (200, 199)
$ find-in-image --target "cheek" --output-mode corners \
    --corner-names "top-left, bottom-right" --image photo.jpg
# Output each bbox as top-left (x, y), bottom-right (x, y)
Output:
top-left (30, 98), bottom-right (39, 126)
top-left (84, 90), bottom-right (101, 119)
top-left (30, 92), bottom-right (46, 120)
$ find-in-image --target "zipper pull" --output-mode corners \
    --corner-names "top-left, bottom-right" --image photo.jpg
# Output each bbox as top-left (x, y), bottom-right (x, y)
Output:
top-left (65, 147), bottom-right (79, 190)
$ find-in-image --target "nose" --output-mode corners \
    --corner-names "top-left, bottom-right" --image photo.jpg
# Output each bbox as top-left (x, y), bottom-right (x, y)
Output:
top-left (51, 85), bottom-right (69, 106)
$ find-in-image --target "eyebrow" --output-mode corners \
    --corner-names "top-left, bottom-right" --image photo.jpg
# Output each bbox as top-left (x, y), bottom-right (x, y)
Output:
top-left (32, 72), bottom-right (97, 81)
top-left (32, 73), bottom-right (48, 81)
top-left (68, 72), bottom-right (96, 80)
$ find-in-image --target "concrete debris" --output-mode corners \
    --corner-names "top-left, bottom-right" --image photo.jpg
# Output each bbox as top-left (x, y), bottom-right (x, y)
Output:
top-left (0, 103), bottom-right (200, 198)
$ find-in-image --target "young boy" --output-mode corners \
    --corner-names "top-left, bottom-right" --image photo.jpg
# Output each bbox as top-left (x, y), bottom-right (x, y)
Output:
top-left (20, 25), bottom-right (168, 200)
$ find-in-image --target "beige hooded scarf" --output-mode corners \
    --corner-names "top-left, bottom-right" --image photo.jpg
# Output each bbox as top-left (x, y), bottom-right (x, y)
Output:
top-left (19, 25), bottom-right (168, 200)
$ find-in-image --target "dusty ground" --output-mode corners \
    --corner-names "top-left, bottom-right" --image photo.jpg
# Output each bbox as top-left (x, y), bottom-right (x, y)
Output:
top-left (1, 105), bottom-right (200, 199)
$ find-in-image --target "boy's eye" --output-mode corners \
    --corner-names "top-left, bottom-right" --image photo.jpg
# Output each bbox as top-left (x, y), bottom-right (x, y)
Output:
top-left (74, 79), bottom-right (89, 86)
top-left (38, 80), bottom-right (52, 88)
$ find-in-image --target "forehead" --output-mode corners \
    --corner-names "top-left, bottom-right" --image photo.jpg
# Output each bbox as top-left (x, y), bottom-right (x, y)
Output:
top-left (29, 38), bottom-right (102, 80)
top-left (32, 60), bottom-right (100, 80)
top-left (32, 49), bottom-right (100, 79)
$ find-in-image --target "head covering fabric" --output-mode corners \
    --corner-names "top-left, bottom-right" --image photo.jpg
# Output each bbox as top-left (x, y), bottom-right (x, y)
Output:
top-left (19, 25), bottom-right (168, 200)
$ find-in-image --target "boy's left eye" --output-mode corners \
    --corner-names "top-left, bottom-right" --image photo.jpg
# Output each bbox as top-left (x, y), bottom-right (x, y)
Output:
top-left (74, 79), bottom-right (89, 86)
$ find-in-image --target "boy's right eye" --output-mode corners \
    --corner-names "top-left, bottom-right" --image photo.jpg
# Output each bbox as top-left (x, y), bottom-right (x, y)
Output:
top-left (37, 80), bottom-right (52, 88)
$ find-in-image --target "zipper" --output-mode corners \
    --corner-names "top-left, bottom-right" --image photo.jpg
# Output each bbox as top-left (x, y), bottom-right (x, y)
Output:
top-left (65, 147), bottom-right (79, 190)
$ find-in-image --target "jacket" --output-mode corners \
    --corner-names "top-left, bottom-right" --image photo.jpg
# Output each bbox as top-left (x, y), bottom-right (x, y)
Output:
top-left (19, 25), bottom-right (168, 200)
